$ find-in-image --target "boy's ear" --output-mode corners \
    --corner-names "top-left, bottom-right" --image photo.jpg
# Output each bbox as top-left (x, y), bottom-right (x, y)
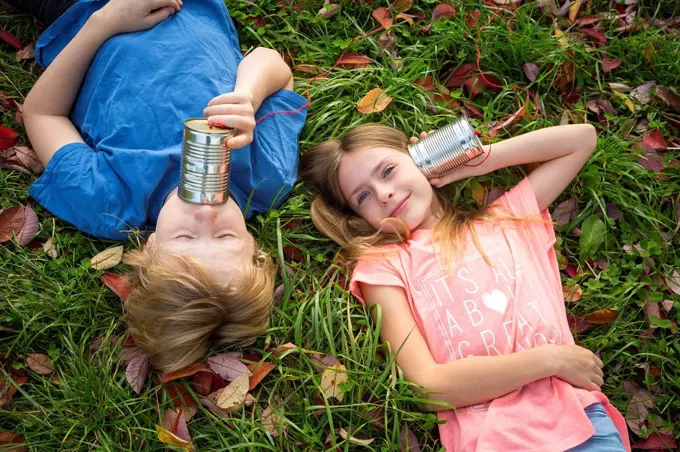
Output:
top-left (145, 233), bottom-right (156, 249)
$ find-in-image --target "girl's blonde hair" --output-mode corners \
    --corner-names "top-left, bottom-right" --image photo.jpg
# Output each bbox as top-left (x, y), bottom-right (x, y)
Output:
top-left (123, 243), bottom-right (275, 373)
top-left (300, 124), bottom-right (533, 266)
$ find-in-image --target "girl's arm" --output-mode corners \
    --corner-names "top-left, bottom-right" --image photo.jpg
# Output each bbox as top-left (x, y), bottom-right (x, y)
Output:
top-left (23, 0), bottom-right (181, 165)
top-left (429, 124), bottom-right (597, 212)
top-left (203, 47), bottom-right (294, 149)
top-left (362, 283), bottom-right (604, 411)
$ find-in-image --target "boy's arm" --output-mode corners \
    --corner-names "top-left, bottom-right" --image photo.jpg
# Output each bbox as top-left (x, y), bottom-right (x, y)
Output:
top-left (429, 124), bottom-right (598, 212)
top-left (361, 283), bottom-right (604, 411)
top-left (203, 47), bottom-right (294, 149)
top-left (23, 0), bottom-right (181, 166)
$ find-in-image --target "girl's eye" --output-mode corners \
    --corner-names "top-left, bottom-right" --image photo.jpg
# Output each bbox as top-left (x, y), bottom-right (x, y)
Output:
top-left (176, 234), bottom-right (193, 239)
top-left (357, 192), bottom-right (369, 205)
top-left (383, 166), bottom-right (395, 178)
top-left (217, 234), bottom-right (233, 239)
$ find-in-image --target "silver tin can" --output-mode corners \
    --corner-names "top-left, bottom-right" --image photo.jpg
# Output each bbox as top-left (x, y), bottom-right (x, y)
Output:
top-left (178, 118), bottom-right (233, 205)
top-left (408, 116), bottom-right (485, 178)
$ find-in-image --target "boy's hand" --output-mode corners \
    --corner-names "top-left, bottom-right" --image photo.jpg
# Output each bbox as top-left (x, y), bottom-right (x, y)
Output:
top-left (203, 91), bottom-right (256, 149)
top-left (93, 0), bottom-right (182, 36)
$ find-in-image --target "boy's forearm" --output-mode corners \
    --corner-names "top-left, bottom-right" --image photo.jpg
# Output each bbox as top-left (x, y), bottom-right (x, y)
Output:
top-left (233, 47), bottom-right (293, 112)
top-left (421, 345), bottom-right (557, 411)
top-left (24, 16), bottom-right (113, 117)
top-left (465, 124), bottom-right (597, 177)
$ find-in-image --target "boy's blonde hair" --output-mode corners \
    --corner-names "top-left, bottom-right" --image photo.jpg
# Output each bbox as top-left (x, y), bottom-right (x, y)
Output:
top-left (123, 243), bottom-right (275, 373)
top-left (300, 124), bottom-right (534, 266)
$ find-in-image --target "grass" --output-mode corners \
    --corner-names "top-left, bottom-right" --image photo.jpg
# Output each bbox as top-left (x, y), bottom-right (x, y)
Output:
top-left (2, 0), bottom-right (680, 450)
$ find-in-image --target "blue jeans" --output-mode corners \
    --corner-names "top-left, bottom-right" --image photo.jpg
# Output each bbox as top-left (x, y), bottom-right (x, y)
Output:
top-left (567, 403), bottom-right (626, 451)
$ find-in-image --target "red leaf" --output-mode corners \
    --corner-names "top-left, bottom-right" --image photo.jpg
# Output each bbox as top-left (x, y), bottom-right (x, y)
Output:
top-left (126, 354), bottom-right (150, 394)
top-left (247, 361), bottom-right (276, 390)
top-left (443, 64), bottom-right (476, 88)
top-left (337, 53), bottom-right (372, 68)
top-left (643, 130), bottom-right (667, 150)
top-left (478, 74), bottom-right (501, 91)
top-left (162, 408), bottom-right (191, 442)
top-left (0, 431), bottom-right (25, 450)
top-left (431, 4), bottom-right (456, 20)
top-left (582, 27), bottom-right (607, 43)
top-left (100, 272), bottom-right (132, 302)
top-left (566, 314), bottom-right (593, 333)
top-left (466, 10), bottom-right (480, 27)
top-left (0, 205), bottom-right (26, 244)
top-left (191, 370), bottom-right (214, 396)
top-left (399, 423), bottom-right (422, 451)
top-left (552, 199), bottom-right (578, 225)
top-left (0, 30), bottom-right (22, 50)
top-left (164, 381), bottom-right (198, 409)
top-left (601, 57), bottom-right (621, 73)
top-left (283, 245), bottom-right (305, 262)
top-left (161, 363), bottom-right (209, 384)
top-left (372, 7), bottom-right (393, 29)
top-left (523, 63), bottom-right (539, 82)
top-left (210, 373), bottom-right (228, 392)
top-left (631, 433), bottom-right (677, 450)
top-left (414, 75), bottom-right (436, 92)
top-left (0, 125), bottom-right (19, 151)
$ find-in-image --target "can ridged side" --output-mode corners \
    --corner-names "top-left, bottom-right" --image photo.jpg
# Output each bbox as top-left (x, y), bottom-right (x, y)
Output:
top-left (178, 118), bottom-right (233, 205)
top-left (408, 117), bottom-right (484, 178)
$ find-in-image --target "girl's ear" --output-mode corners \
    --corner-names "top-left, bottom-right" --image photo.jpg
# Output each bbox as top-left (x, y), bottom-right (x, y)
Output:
top-left (145, 233), bottom-right (156, 249)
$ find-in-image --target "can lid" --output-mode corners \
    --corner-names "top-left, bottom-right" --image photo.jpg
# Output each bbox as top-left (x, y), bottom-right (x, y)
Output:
top-left (184, 118), bottom-right (233, 134)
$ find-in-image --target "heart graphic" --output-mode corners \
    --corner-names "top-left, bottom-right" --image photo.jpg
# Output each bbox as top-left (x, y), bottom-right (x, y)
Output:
top-left (482, 290), bottom-right (508, 314)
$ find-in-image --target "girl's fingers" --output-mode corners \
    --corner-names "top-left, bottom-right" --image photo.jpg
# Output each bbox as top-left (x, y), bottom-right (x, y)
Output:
top-left (420, 131), bottom-right (427, 138)
top-left (430, 178), bottom-right (443, 188)
top-left (409, 137), bottom-right (418, 143)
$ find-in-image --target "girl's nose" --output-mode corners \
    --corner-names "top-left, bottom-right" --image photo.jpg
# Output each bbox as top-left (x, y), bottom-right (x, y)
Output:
top-left (194, 205), bottom-right (218, 223)
top-left (376, 184), bottom-right (394, 204)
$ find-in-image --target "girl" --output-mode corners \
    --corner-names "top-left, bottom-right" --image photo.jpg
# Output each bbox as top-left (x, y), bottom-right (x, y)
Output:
top-left (12, 0), bottom-right (307, 372)
top-left (300, 123), bottom-right (630, 451)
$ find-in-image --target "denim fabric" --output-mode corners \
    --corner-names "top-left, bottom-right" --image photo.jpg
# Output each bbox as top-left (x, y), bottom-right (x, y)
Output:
top-left (567, 403), bottom-right (626, 451)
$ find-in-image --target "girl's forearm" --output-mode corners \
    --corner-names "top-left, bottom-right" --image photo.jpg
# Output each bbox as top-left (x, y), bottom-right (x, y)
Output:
top-left (233, 47), bottom-right (293, 112)
top-left (419, 345), bottom-right (557, 411)
top-left (467, 124), bottom-right (597, 177)
top-left (23, 16), bottom-right (113, 118)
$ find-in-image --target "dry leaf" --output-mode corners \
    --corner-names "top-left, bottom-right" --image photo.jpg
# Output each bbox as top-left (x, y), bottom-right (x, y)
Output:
top-left (26, 353), bottom-right (55, 375)
top-left (471, 184), bottom-right (486, 207)
top-left (126, 354), bottom-right (150, 394)
top-left (215, 374), bottom-right (249, 411)
top-left (357, 88), bottom-right (392, 114)
top-left (338, 428), bottom-right (374, 446)
top-left (90, 245), bottom-right (124, 270)
top-left (42, 238), bottom-right (58, 258)
top-left (600, 57), bottom-right (621, 73)
top-left (630, 82), bottom-right (656, 105)
top-left (655, 85), bottom-right (680, 112)
top-left (583, 308), bottom-right (618, 324)
top-left (101, 272), bottom-right (132, 302)
top-left (13, 146), bottom-right (43, 174)
top-left (400, 423), bottom-right (422, 451)
top-left (568, 0), bottom-right (584, 22)
top-left (631, 432), bottom-right (677, 450)
top-left (337, 53), bottom-right (372, 69)
top-left (318, 4), bottom-right (340, 20)
top-left (320, 364), bottom-right (348, 402)
top-left (273, 342), bottom-right (298, 357)
top-left (162, 408), bottom-right (191, 442)
top-left (248, 362), bottom-right (276, 390)
top-left (16, 206), bottom-right (39, 246)
top-left (665, 270), bottom-right (680, 295)
top-left (431, 4), bottom-right (456, 21)
top-left (161, 363), bottom-right (210, 384)
top-left (16, 43), bottom-right (34, 61)
top-left (156, 425), bottom-right (193, 451)
top-left (523, 63), bottom-right (538, 82)
top-left (562, 285), bottom-right (583, 303)
top-left (0, 431), bottom-right (25, 450)
top-left (0, 205), bottom-right (25, 243)
top-left (262, 395), bottom-right (285, 437)
top-left (191, 370), bottom-right (213, 396)
top-left (207, 353), bottom-right (249, 381)
top-left (643, 42), bottom-right (655, 63)
top-left (372, 7), bottom-right (393, 29)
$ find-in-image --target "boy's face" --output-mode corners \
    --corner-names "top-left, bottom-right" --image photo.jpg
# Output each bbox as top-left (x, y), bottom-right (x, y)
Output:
top-left (150, 190), bottom-right (255, 281)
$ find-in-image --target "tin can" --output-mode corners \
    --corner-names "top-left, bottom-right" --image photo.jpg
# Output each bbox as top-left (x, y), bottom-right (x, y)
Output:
top-left (407, 117), bottom-right (485, 178)
top-left (178, 118), bottom-right (233, 205)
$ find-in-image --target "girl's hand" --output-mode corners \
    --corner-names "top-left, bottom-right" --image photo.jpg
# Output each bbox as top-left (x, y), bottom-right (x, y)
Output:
top-left (410, 130), bottom-right (479, 188)
top-left (93, 0), bottom-right (182, 36)
top-left (551, 344), bottom-right (604, 391)
top-left (203, 91), bottom-right (256, 149)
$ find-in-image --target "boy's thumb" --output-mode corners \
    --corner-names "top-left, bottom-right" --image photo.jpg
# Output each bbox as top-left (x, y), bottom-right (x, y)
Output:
top-left (146, 7), bottom-right (175, 26)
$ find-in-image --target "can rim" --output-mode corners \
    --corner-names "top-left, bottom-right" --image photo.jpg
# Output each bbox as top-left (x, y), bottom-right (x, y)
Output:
top-left (184, 117), bottom-right (233, 134)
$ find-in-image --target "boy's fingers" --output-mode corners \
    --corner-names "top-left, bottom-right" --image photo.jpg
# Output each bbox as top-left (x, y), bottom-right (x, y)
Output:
top-left (207, 92), bottom-right (249, 107)
top-left (145, 6), bottom-right (175, 25)
top-left (207, 114), bottom-right (255, 132)
top-left (203, 103), bottom-right (251, 118)
top-left (152, 0), bottom-right (181, 11)
top-left (225, 134), bottom-right (253, 149)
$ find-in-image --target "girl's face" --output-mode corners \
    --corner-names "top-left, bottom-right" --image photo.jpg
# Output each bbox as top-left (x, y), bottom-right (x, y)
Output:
top-left (337, 146), bottom-right (437, 233)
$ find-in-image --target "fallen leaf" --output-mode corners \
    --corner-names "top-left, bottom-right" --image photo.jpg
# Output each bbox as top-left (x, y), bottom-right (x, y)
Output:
top-left (552, 199), bottom-right (578, 226)
top-left (357, 88), bottom-right (392, 114)
top-left (16, 206), bottom-right (39, 246)
top-left (644, 300), bottom-right (662, 327)
top-left (101, 272), bottom-right (132, 302)
top-left (523, 63), bottom-right (538, 82)
top-left (582, 27), bottom-right (607, 43)
top-left (400, 423), bottom-right (422, 451)
top-left (126, 354), bottom-right (150, 394)
top-left (562, 285), bottom-right (583, 303)
top-left (42, 238), bottom-right (58, 258)
top-left (624, 381), bottom-right (654, 436)
top-left (13, 146), bottom-right (43, 174)
top-left (215, 374), bottom-right (249, 411)
top-left (391, 0), bottom-right (413, 12)
top-left (566, 314), bottom-right (593, 333)
top-left (444, 64), bottom-right (476, 88)
top-left (0, 125), bottom-right (19, 151)
top-left (161, 363), bottom-right (210, 384)
top-left (471, 184), bottom-right (486, 207)
top-left (583, 308), bottom-right (618, 324)
top-left (191, 370), bottom-right (213, 396)
top-left (655, 86), bottom-right (680, 112)
top-left (643, 42), bottom-right (655, 64)
top-left (0, 431), bottom-right (25, 450)
top-left (372, 7), bottom-right (393, 29)
top-left (262, 395), bottom-right (285, 437)
top-left (661, 299), bottom-right (674, 313)
top-left (337, 53), bottom-right (372, 69)
top-left (431, 4), bottom-right (456, 20)
top-left (0, 205), bottom-right (26, 243)
top-left (162, 408), bottom-right (191, 442)
top-left (311, 354), bottom-right (342, 373)
top-left (15, 43), bottom-right (33, 61)
top-left (156, 425), bottom-right (192, 451)
top-left (207, 353), bottom-right (249, 381)
top-left (199, 397), bottom-right (230, 418)
top-left (568, 0), bottom-right (584, 22)
top-left (466, 10), bottom-right (480, 27)
top-left (248, 362), bottom-right (276, 390)
top-left (320, 364), bottom-right (348, 402)
top-left (26, 353), bottom-right (55, 375)
top-left (643, 130), bottom-right (667, 150)
top-left (90, 245), bottom-right (124, 270)
top-left (601, 57), bottom-right (621, 73)
top-left (164, 381), bottom-right (198, 410)
top-left (318, 3), bottom-right (340, 19)
top-left (631, 433), bottom-right (677, 450)
top-left (491, 99), bottom-right (528, 132)
top-left (630, 82), bottom-right (656, 105)
top-left (666, 271), bottom-right (680, 295)
top-left (273, 342), bottom-right (298, 357)
top-left (0, 30), bottom-right (22, 50)
top-left (0, 372), bottom-right (29, 407)
top-left (338, 428), bottom-right (374, 446)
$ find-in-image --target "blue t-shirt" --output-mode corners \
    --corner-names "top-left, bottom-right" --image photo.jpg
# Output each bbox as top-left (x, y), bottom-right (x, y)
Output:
top-left (28, 0), bottom-right (307, 240)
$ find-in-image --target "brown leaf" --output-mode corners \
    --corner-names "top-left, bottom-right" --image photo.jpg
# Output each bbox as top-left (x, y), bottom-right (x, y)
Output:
top-left (215, 374), bottom-right (249, 411)
top-left (357, 88), bottom-right (392, 114)
top-left (248, 362), bottom-right (276, 390)
top-left (16, 206), bottom-right (39, 246)
top-left (0, 30), bottom-right (22, 50)
top-left (161, 363), bottom-right (210, 384)
top-left (337, 53), bottom-right (372, 69)
top-left (643, 130), bottom-right (667, 150)
top-left (399, 423), bottom-right (422, 451)
top-left (372, 7), bottom-right (393, 29)
top-left (630, 82), bottom-right (656, 105)
top-left (562, 284), bottom-right (583, 303)
top-left (156, 425), bottom-right (193, 451)
top-left (26, 353), bottom-right (55, 375)
top-left (568, 0), bottom-right (584, 23)
top-left (391, 0), bottom-right (412, 12)
top-left (262, 395), bottom-right (286, 437)
top-left (0, 205), bottom-right (25, 243)
top-left (13, 146), bottom-right (43, 174)
top-left (207, 353), bottom-right (249, 381)
top-left (199, 397), bottom-right (231, 418)
top-left (552, 199), bottom-right (578, 225)
top-left (666, 271), bottom-right (680, 296)
top-left (15, 43), bottom-right (34, 61)
top-left (491, 98), bottom-right (528, 133)
top-left (90, 245), bottom-right (124, 270)
top-left (162, 408), bottom-right (191, 442)
top-left (0, 372), bottom-right (29, 407)
top-left (566, 314), bottom-right (592, 333)
top-left (126, 354), bottom-right (150, 394)
top-left (582, 27), bottom-right (607, 43)
top-left (273, 342), bottom-right (298, 357)
top-left (601, 57), bottom-right (621, 73)
top-left (318, 4), bottom-right (341, 20)
top-left (42, 238), bottom-right (58, 258)
top-left (656, 86), bottom-right (680, 112)
top-left (101, 272), bottom-right (132, 302)
top-left (523, 63), bottom-right (538, 82)
top-left (624, 381), bottom-right (655, 436)
top-left (583, 308), bottom-right (618, 324)
top-left (338, 428), bottom-right (374, 446)
top-left (661, 299), bottom-right (674, 313)
top-left (431, 4), bottom-right (456, 21)
top-left (311, 354), bottom-right (341, 373)
top-left (320, 364), bottom-right (348, 402)
top-left (643, 42), bottom-right (655, 64)
top-left (0, 431), bottom-right (26, 451)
